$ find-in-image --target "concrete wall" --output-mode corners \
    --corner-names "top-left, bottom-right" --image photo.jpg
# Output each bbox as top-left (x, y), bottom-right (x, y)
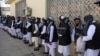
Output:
top-left (26, 0), bottom-right (47, 18)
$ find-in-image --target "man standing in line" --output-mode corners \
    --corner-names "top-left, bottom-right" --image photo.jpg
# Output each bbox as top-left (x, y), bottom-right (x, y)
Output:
top-left (58, 16), bottom-right (71, 56)
top-left (83, 15), bottom-right (100, 56)
top-left (72, 18), bottom-right (85, 56)
top-left (46, 17), bottom-right (58, 56)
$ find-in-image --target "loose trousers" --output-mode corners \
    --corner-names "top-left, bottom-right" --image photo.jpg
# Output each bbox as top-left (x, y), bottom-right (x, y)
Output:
top-left (58, 44), bottom-right (71, 56)
top-left (10, 27), bottom-right (16, 36)
top-left (84, 49), bottom-right (100, 56)
top-left (32, 37), bottom-right (39, 48)
top-left (16, 29), bottom-right (22, 38)
top-left (42, 39), bottom-right (49, 52)
top-left (47, 42), bottom-right (57, 56)
top-left (23, 32), bottom-right (32, 44)
top-left (26, 32), bottom-right (32, 44)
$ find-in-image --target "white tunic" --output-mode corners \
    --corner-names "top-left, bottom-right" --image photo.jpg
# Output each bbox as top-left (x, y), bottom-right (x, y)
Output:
top-left (82, 24), bottom-right (100, 56)
top-left (41, 26), bottom-right (46, 45)
top-left (48, 26), bottom-right (57, 48)
top-left (83, 25), bottom-right (96, 41)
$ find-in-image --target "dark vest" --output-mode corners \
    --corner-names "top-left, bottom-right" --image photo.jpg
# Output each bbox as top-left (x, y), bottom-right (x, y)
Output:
top-left (32, 23), bottom-right (41, 37)
top-left (75, 27), bottom-right (82, 43)
top-left (20, 22), bottom-right (23, 32)
top-left (21, 21), bottom-right (27, 34)
top-left (45, 24), bottom-right (58, 43)
top-left (37, 22), bottom-right (43, 34)
top-left (31, 24), bottom-right (35, 36)
top-left (40, 25), bottom-right (47, 39)
top-left (17, 21), bottom-right (21, 28)
top-left (26, 21), bottom-right (32, 32)
top-left (58, 23), bottom-right (71, 45)
top-left (86, 23), bottom-right (100, 49)
top-left (12, 20), bottom-right (16, 28)
top-left (8, 18), bottom-right (12, 28)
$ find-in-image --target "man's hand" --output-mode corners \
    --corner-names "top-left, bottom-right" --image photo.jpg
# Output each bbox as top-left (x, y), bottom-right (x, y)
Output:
top-left (76, 33), bottom-right (82, 36)
top-left (58, 34), bottom-right (63, 37)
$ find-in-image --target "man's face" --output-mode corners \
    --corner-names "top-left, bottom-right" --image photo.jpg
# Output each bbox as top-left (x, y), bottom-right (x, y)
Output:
top-left (21, 17), bottom-right (26, 21)
top-left (74, 20), bottom-right (80, 24)
top-left (60, 19), bottom-right (64, 23)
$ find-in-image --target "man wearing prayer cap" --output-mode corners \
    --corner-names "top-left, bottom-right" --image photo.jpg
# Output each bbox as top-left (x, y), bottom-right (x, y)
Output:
top-left (46, 16), bottom-right (58, 56)
top-left (58, 16), bottom-right (71, 56)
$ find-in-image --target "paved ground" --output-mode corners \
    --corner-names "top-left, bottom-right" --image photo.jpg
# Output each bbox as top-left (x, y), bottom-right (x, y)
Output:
top-left (0, 28), bottom-right (76, 56)
top-left (0, 29), bottom-right (33, 56)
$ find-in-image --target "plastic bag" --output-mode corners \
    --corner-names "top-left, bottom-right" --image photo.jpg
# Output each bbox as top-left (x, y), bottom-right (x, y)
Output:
top-left (76, 36), bottom-right (85, 52)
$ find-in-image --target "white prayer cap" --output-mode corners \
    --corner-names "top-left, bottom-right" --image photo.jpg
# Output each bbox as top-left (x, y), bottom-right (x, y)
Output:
top-left (60, 16), bottom-right (66, 20)
top-left (28, 16), bottom-right (32, 19)
top-left (22, 16), bottom-right (26, 18)
top-left (44, 18), bottom-right (47, 20)
top-left (48, 16), bottom-right (53, 21)
top-left (43, 18), bottom-right (48, 21)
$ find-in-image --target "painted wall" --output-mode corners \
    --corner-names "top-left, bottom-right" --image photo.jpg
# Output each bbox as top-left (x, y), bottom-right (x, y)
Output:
top-left (2, 11), bottom-right (10, 15)
top-left (26, 0), bottom-right (47, 18)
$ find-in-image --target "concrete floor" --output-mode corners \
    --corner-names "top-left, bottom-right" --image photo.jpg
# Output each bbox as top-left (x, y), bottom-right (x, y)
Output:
top-left (0, 28), bottom-right (76, 56)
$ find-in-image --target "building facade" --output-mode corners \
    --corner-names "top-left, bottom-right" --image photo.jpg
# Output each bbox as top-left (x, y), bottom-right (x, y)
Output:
top-left (0, 0), bottom-right (10, 15)
top-left (6, 0), bottom-right (100, 21)
top-left (6, 0), bottom-right (47, 18)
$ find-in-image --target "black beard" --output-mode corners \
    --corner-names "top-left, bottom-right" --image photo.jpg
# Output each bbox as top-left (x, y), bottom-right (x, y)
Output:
top-left (76, 24), bottom-right (79, 26)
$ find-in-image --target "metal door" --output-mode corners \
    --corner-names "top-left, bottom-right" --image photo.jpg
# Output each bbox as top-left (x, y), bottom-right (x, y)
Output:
top-left (15, 0), bottom-right (26, 17)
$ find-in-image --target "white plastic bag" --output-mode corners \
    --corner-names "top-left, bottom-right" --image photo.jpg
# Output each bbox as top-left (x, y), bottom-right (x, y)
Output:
top-left (76, 36), bottom-right (85, 52)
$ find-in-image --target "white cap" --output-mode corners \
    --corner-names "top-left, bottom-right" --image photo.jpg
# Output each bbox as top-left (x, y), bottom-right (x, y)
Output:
top-left (60, 16), bottom-right (65, 20)
top-left (28, 16), bottom-right (32, 19)
top-left (48, 16), bottom-right (53, 21)
top-left (43, 18), bottom-right (47, 20)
